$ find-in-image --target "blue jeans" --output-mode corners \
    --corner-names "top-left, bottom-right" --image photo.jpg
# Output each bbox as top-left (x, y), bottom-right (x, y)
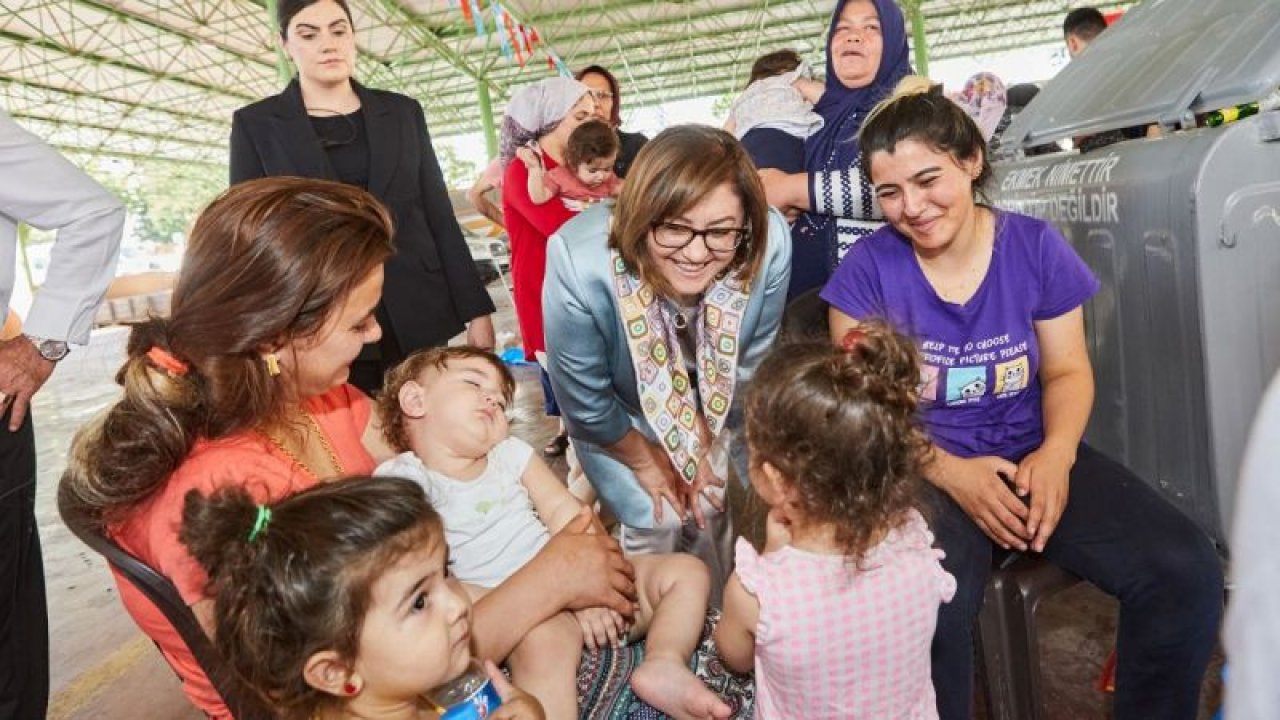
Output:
top-left (538, 367), bottom-right (560, 417)
top-left (928, 443), bottom-right (1223, 720)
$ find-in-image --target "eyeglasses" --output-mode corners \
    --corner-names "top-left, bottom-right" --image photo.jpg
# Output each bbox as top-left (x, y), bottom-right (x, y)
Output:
top-left (590, 90), bottom-right (615, 100)
top-left (651, 222), bottom-right (748, 253)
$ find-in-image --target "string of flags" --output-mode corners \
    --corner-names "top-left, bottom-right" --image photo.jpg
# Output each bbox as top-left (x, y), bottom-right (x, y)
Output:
top-left (447, 0), bottom-right (570, 75)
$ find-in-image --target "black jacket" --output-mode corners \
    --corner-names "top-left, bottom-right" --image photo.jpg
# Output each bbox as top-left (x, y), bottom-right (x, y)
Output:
top-left (229, 80), bottom-right (494, 352)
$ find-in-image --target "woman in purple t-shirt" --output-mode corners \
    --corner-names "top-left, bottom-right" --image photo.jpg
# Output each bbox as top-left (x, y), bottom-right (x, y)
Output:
top-left (822, 78), bottom-right (1223, 720)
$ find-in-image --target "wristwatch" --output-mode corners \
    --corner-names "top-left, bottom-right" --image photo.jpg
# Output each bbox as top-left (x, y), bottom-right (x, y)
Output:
top-left (25, 335), bottom-right (69, 362)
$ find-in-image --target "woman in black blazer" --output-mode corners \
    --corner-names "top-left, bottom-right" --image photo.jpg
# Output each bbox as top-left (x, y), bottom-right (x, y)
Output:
top-left (230, 0), bottom-right (494, 394)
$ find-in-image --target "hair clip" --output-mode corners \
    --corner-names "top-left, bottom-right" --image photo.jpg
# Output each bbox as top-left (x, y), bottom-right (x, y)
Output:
top-left (248, 505), bottom-right (272, 543)
top-left (146, 346), bottom-right (190, 377)
top-left (264, 352), bottom-right (282, 377)
top-left (840, 327), bottom-right (867, 351)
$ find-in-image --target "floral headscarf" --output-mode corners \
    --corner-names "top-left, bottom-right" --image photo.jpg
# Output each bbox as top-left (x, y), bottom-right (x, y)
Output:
top-left (498, 77), bottom-right (592, 167)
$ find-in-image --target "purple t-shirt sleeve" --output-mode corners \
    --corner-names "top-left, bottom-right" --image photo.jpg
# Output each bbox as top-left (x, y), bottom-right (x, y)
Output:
top-left (1032, 222), bottom-right (1100, 321)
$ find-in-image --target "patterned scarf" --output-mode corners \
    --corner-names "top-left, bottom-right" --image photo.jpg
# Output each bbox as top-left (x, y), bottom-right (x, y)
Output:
top-left (611, 250), bottom-right (750, 483)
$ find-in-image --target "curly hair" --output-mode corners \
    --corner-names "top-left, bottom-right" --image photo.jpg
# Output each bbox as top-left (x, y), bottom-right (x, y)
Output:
top-left (377, 346), bottom-right (516, 453)
top-left (745, 322), bottom-right (930, 565)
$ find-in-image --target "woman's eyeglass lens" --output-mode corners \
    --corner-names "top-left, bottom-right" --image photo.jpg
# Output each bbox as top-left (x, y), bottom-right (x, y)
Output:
top-left (651, 222), bottom-right (747, 252)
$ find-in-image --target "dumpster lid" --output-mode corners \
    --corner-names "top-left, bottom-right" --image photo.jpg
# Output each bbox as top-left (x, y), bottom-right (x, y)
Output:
top-left (1000, 0), bottom-right (1280, 151)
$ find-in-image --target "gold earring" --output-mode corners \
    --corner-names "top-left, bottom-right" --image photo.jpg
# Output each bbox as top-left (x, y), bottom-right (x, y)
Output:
top-left (265, 352), bottom-right (281, 377)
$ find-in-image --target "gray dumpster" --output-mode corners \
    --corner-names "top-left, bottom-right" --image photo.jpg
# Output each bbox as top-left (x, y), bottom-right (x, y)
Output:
top-left (990, 0), bottom-right (1280, 549)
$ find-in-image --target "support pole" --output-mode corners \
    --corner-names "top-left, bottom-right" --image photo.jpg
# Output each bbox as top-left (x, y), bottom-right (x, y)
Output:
top-left (905, 0), bottom-right (929, 77)
top-left (264, 0), bottom-right (294, 87)
top-left (477, 80), bottom-right (498, 161)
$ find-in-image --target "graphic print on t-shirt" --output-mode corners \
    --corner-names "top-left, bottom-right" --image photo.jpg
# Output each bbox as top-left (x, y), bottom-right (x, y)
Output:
top-left (994, 356), bottom-right (1030, 396)
top-left (945, 366), bottom-right (987, 406)
top-left (919, 365), bottom-right (940, 402)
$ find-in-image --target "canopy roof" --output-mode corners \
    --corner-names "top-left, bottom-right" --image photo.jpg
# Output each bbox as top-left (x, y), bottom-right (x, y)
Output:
top-left (0, 0), bottom-right (1137, 166)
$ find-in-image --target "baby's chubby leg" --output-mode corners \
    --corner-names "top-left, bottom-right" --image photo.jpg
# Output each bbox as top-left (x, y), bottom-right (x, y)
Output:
top-left (505, 611), bottom-right (581, 720)
top-left (628, 554), bottom-right (731, 720)
top-left (464, 584), bottom-right (579, 720)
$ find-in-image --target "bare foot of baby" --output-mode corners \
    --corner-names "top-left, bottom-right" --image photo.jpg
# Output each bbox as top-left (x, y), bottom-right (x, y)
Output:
top-left (631, 654), bottom-right (732, 720)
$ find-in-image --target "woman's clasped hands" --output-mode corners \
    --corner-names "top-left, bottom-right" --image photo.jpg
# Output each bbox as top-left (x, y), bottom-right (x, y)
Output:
top-left (934, 448), bottom-right (1071, 554)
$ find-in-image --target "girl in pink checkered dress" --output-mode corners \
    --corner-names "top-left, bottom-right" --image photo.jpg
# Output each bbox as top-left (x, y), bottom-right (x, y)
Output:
top-left (714, 324), bottom-right (956, 719)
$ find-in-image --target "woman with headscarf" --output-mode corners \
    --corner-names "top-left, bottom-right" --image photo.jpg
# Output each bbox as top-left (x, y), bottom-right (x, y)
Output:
top-left (501, 77), bottom-right (596, 456)
top-left (949, 71), bottom-right (1008, 144)
top-left (760, 0), bottom-right (911, 298)
top-left (576, 65), bottom-right (649, 179)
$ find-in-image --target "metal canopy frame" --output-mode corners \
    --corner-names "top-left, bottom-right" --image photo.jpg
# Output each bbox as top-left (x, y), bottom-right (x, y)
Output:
top-left (0, 0), bottom-right (1138, 166)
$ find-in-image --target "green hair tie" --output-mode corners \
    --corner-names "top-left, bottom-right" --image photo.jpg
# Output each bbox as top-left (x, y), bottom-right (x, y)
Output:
top-left (248, 505), bottom-right (272, 543)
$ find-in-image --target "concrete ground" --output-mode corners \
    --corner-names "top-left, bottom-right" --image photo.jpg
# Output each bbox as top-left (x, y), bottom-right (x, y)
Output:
top-left (36, 280), bottom-right (1222, 719)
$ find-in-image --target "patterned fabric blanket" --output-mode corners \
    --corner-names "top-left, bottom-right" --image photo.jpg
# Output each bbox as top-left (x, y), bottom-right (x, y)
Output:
top-left (576, 608), bottom-right (755, 719)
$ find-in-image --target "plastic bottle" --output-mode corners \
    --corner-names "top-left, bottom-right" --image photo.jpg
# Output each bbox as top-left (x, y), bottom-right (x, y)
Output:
top-left (426, 660), bottom-right (503, 720)
top-left (1205, 102), bottom-right (1259, 127)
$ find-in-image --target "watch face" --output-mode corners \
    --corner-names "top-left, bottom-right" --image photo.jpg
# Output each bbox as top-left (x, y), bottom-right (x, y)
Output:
top-left (38, 340), bottom-right (69, 361)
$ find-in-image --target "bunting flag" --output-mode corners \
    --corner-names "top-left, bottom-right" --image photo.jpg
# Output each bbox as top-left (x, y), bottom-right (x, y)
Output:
top-left (517, 23), bottom-right (532, 55)
top-left (505, 12), bottom-right (525, 66)
top-left (455, 0), bottom-right (557, 71)
top-left (544, 49), bottom-right (570, 77)
top-left (469, 0), bottom-right (485, 36)
top-left (493, 2), bottom-right (513, 60)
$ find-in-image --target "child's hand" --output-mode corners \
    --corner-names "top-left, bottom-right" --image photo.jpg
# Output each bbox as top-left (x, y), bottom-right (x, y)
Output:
top-left (764, 508), bottom-right (793, 552)
top-left (792, 76), bottom-right (826, 105)
top-left (515, 147), bottom-right (542, 172)
top-left (483, 659), bottom-right (546, 719)
top-left (573, 606), bottom-right (629, 651)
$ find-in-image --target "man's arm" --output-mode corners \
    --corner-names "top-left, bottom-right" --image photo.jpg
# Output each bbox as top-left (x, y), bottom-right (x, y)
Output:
top-left (0, 111), bottom-right (123, 427)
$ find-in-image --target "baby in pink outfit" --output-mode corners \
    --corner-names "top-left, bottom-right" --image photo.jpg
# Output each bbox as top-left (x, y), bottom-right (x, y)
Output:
top-left (517, 119), bottom-right (621, 213)
top-left (715, 326), bottom-right (956, 719)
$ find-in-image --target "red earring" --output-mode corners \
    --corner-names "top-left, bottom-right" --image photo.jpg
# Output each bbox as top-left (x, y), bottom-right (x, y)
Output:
top-left (343, 682), bottom-right (358, 696)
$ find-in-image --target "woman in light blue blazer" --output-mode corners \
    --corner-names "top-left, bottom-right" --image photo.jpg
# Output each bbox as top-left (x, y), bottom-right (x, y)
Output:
top-left (544, 125), bottom-right (791, 591)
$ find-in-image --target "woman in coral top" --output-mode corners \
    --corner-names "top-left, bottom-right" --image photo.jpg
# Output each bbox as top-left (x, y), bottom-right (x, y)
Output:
top-left (61, 177), bottom-right (636, 719)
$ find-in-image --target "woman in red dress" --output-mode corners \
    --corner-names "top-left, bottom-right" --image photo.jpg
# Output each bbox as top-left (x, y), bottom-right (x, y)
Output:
top-left (500, 77), bottom-right (596, 455)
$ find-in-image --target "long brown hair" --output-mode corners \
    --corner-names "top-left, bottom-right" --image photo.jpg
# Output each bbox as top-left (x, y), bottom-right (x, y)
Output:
top-left (180, 476), bottom-right (442, 719)
top-left (64, 177), bottom-right (393, 526)
top-left (609, 125), bottom-right (770, 299)
top-left (745, 322), bottom-right (929, 565)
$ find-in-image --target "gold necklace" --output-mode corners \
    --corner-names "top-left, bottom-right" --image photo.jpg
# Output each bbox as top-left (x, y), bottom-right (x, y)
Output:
top-left (262, 411), bottom-right (345, 479)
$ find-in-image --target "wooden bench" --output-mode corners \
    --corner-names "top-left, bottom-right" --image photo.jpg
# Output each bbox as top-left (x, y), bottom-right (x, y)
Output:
top-left (93, 271), bottom-right (176, 327)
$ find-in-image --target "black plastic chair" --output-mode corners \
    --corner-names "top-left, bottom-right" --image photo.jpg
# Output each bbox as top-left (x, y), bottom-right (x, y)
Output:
top-left (56, 476), bottom-right (273, 719)
top-left (977, 552), bottom-right (1082, 720)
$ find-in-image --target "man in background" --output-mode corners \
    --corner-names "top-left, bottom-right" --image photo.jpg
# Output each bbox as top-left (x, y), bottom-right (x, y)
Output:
top-left (1064, 7), bottom-right (1108, 58)
top-left (0, 108), bottom-right (123, 719)
top-left (1062, 6), bottom-right (1155, 151)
